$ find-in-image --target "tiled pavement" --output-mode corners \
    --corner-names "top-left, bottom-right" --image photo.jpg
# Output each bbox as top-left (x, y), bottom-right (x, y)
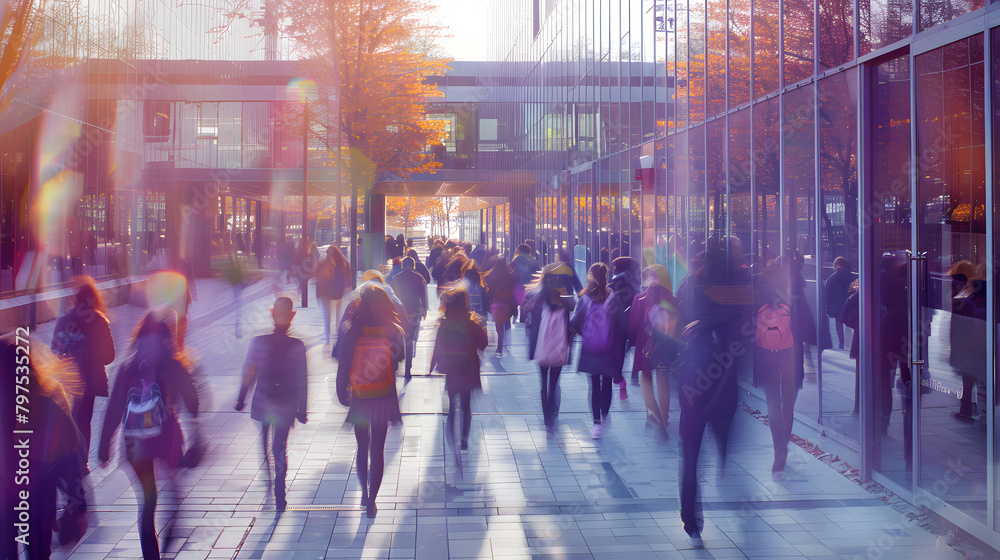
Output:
top-left (35, 273), bottom-right (974, 559)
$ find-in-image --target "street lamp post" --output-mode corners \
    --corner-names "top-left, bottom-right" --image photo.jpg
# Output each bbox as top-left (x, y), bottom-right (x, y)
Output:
top-left (302, 100), bottom-right (310, 307)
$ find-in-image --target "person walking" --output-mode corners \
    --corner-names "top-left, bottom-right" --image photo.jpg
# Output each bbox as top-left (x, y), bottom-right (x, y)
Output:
top-left (51, 276), bottom-right (116, 461)
top-left (98, 309), bottom-right (201, 560)
top-left (525, 265), bottom-right (575, 433)
top-left (628, 265), bottom-right (679, 439)
top-left (336, 284), bottom-right (405, 518)
top-left (316, 246), bottom-right (352, 345)
top-left (390, 256), bottom-right (429, 379)
top-left (824, 257), bottom-right (857, 350)
top-left (235, 297), bottom-right (309, 511)
top-left (485, 255), bottom-right (516, 357)
top-left (406, 248), bottom-right (431, 283)
top-left (511, 243), bottom-right (541, 319)
top-left (430, 289), bottom-right (489, 450)
top-left (571, 262), bottom-right (628, 439)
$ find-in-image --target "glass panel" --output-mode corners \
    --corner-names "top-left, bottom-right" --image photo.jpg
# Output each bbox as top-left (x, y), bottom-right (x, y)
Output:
top-left (707, 119), bottom-right (727, 240)
top-left (729, 0), bottom-right (752, 106)
top-left (818, 69), bottom-right (860, 442)
top-left (871, 54), bottom-right (912, 488)
top-left (728, 109), bottom-right (755, 389)
top-left (782, 86), bottom-right (819, 420)
top-left (689, 0), bottom-right (706, 124)
top-left (915, 34), bottom-right (986, 523)
top-left (920, 0), bottom-right (985, 31)
top-left (994, 25), bottom-right (1000, 532)
top-left (754, 97), bottom-right (780, 266)
top-left (707, 0), bottom-right (727, 115)
top-left (860, 0), bottom-right (912, 55)
top-left (753, 0), bottom-right (780, 98)
top-left (783, 0), bottom-right (815, 85)
top-left (819, 0), bottom-right (854, 70)
top-left (676, 0), bottom-right (689, 129)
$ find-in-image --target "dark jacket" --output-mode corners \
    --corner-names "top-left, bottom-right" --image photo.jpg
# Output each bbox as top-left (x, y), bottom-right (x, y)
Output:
top-left (824, 268), bottom-right (857, 318)
top-left (427, 246), bottom-right (443, 274)
top-left (511, 253), bottom-right (541, 287)
top-left (390, 269), bottom-right (429, 320)
top-left (239, 332), bottom-right (308, 425)
top-left (52, 306), bottom-right (115, 397)
top-left (628, 285), bottom-right (678, 372)
top-left (430, 316), bottom-right (488, 394)
top-left (571, 291), bottom-right (629, 375)
top-left (406, 250), bottom-right (431, 283)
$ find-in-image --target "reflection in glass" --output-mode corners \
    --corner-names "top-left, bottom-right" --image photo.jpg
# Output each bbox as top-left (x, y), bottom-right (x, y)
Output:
top-left (920, 0), bottom-right (984, 30)
top-left (690, 126), bottom-right (707, 249)
top-left (753, 0), bottom-right (779, 98)
top-left (689, 0), bottom-right (706, 124)
top-left (707, 0), bottom-right (727, 115)
top-left (729, 0), bottom-right (752, 106)
top-left (818, 0), bottom-right (854, 69)
top-left (729, 108), bottom-right (752, 269)
top-left (871, 54), bottom-right (911, 488)
top-left (915, 34), bottom-right (986, 523)
top-left (818, 69), bottom-right (860, 441)
top-left (753, 97), bottom-right (779, 266)
top-left (783, 0), bottom-right (814, 85)
top-left (676, 0), bottom-right (689, 128)
top-left (860, 0), bottom-right (912, 55)
top-left (707, 120), bottom-right (726, 240)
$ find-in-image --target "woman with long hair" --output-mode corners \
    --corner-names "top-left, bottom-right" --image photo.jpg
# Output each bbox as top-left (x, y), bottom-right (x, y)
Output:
top-left (98, 308), bottom-right (200, 559)
top-left (485, 255), bottom-right (516, 357)
top-left (627, 266), bottom-right (679, 439)
top-left (525, 264), bottom-right (576, 433)
top-left (571, 262), bottom-right (628, 439)
top-left (336, 284), bottom-right (405, 517)
top-left (316, 245), bottom-right (352, 344)
top-left (431, 289), bottom-right (488, 450)
top-left (51, 276), bottom-right (116, 458)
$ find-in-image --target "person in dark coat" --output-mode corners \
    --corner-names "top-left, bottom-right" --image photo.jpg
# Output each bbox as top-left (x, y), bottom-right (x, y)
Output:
top-left (315, 246), bottom-right (352, 345)
top-left (949, 264), bottom-right (987, 420)
top-left (395, 234), bottom-right (406, 259)
top-left (236, 297), bottom-right (309, 511)
top-left (469, 244), bottom-right (486, 267)
top-left (390, 257), bottom-right (429, 378)
top-left (51, 277), bottom-right (116, 459)
top-left (98, 309), bottom-right (200, 560)
top-left (406, 248), bottom-right (431, 283)
top-left (1, 334), bottom-right (88, 560)
top-left (554, 250), bottom-right (583, 292)
top-left (336, 285), bottom-right (405, 518)
top-left (426, 240), bottom-right (444, 277)
top-left (430, 289), bottom-right (488, 450)
top-left (611, 256), bottom-right (641, 392)
top-left (824, 257), bottom-right (857, 350)
top-left (571, 262), bottom-right (628, 439)
top-left (485, 256), bottom-right (516, 357)
top-left (511, 244), bottom-right (541, 321)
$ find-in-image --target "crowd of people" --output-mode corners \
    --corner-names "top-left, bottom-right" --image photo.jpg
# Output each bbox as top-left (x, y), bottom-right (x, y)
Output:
top-left (4, 232), bottom-right (832, 558)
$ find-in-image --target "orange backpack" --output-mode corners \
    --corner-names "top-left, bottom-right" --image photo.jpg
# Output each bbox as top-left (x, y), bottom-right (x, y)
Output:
top-left (756, 303), bottom-right (794, 351)
top-left (349, 327), bottom-right (396, 398)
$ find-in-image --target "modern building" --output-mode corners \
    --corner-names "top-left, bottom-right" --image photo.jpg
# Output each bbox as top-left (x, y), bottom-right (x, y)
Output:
top-left (485, 0), bottom-right (1000, 549)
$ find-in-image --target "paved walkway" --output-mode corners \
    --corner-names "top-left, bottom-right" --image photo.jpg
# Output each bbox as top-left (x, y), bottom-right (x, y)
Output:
top-left (36, 274), bottom-right (977, 559)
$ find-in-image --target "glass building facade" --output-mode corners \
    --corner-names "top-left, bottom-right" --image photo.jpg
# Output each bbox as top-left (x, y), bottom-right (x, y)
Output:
top-left (487, 0), bottom-right (1000, 549)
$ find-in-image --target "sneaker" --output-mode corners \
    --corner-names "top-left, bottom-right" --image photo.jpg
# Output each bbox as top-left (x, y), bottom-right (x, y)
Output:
top-left (618, 380), bottom-right (628, 400)
top-left (591, 423), bottom-right (603, 439)
top-left (546, 424), bottom-right (554, 435)
top-left (685, 529), bottom-right (703, 548)
top-left (494, 351), bottom-right (503, 359)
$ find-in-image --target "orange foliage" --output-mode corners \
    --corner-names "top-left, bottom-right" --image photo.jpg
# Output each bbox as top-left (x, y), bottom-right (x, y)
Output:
top-left (0, 0), bottom-right (40, 113)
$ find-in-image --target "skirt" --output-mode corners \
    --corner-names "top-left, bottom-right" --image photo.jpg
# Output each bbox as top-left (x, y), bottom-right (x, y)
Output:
top-left (346, 387), bottom-right (402, 428)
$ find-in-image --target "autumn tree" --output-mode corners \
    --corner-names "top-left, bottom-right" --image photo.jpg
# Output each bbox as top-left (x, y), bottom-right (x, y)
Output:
top-left (1, 0), bottom-right (42, 113)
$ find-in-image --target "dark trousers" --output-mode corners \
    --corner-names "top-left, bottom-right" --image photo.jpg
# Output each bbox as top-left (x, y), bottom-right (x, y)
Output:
top-left (354, 422), bottom-right (389, 502)
top-left (448, 389), bottom-right (472, 444)
top-left (261, 421), bottom-right (292, 504)
top-left (128, 456), bottom-right (160, 560)
top-left (540, 366), bottom-right (562, 426)
top-left (590, 373), bottom-right (614, 423)
top-left (73, 393), bottom-right (97, 461)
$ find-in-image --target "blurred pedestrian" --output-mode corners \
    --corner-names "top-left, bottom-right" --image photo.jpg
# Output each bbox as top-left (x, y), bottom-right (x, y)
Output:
top-left (430, 289), bottom-right (488, 450)
top-left (571, 262), bottom-right (628, 439)
top-left (390, 256), bottom-right (428, 379)
top-left (511, 243), bottom-right (541, 320)
top-left (1, 334), bottom-right (88, 560)
top-left (316, 246), bottom-right (352, 345)
top-left (406, 248), bottom-right (431, 283)
top-left (628, 266), bottom-right (679, 439)
top-left (336, 285), bottom-right (405, 518)
top-left (51, 276), bottom-right (116, 461)
top-left (224, 247), bottom-right (244, 337)
top-left (235, 296), bottom-right (309, 511)
top-left (525, 264), bottom-right (576, 433)
top-left (98, 309), bottom-right (201, 560)
top-left (462, 266), bottom-right (490, 318)
top-left (292, 239), bottom-right (314, 307)
top-left (824, 257), bottom-right (856, 350)
top-left (485, 255), bottom-right (516, 357)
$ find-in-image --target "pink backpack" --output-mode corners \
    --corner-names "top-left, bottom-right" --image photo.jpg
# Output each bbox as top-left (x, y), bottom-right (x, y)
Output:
top-left (756, 303), bottom-right (794, 351)
top-left (535, 306), bottom-right (569, 367)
